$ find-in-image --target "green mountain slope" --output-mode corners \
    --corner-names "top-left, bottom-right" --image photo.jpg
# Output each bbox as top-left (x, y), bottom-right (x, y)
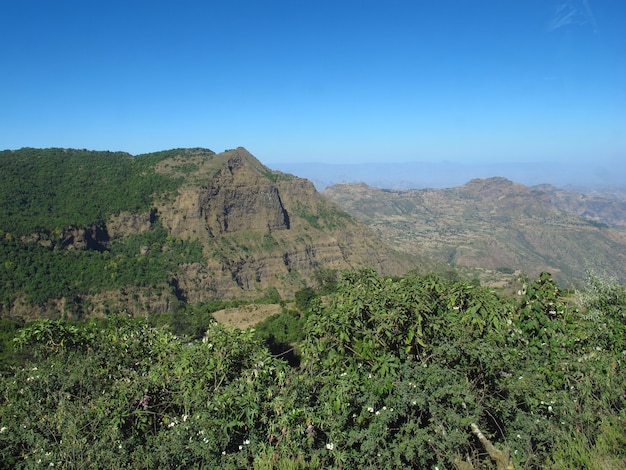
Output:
top-left (0, 147), bottom-right (418, 319)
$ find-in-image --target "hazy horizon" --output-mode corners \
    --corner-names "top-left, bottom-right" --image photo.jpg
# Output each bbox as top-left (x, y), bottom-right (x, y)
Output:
top-left (1, 1), bottom-right (624, 174)
top-left (267, 158), bottom-right (626, 192)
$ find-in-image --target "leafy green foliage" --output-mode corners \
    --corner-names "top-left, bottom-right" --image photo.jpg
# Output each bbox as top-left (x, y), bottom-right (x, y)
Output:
top-left (576, 269), bottom-right (626, 351)
top-left (1, 317), bottom-right (295, 468)
top-left (1, 270), bottom-right (624, 468)
top-left (0, 319), bottom-right (27, 375)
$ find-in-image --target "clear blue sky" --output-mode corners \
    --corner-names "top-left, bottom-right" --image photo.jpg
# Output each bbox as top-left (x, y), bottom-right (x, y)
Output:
top-left (1, 0), bottom-right (624, 166)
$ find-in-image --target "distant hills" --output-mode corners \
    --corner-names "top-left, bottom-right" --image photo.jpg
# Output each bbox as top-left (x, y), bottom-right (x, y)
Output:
top-left (2, 146), bottom-right (625, 320)
top-left (323, 178), bottom-right (626, 286)
top-left (268, 160), bottom-right (626, 191)
top-left (0, 147), bottom-right (416, 319)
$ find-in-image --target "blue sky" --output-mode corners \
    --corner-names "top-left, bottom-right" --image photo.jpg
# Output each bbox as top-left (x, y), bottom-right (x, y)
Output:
top-left (1, 0), bottom-right (624, 168)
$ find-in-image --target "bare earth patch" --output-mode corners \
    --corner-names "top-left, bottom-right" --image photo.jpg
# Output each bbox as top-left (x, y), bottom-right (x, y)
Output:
top-left (212, 304), bottom-right (283, 329)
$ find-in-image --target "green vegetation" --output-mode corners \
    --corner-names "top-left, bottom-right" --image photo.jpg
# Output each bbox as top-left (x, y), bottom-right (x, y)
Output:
top-left (293, 200), bottom-right (352, 230)
top-left (0, 148), bottom-right (183, 236)
top-left (0, 219), bottom-right (204, 309)
top-left (1, 269), bottom-right (624, 468)
top-left (0, 148), bottom-right (210, 309)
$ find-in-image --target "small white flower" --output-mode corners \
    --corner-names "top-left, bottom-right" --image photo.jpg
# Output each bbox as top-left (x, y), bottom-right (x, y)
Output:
top-left (375, 411), bottom-right (380, 415)
top-left (367, 406), bottom-right (374, 413)
top-left (517, 434), bottom-right (521, 439)
top-left (238, 445), bottom-right (243, 451)
top-left (326, 442), bottom-right (334, 450)
top-left (340, 372), bottom-right (347, 377)
top-left (244, 439), bottom-right (250, 445)
top-left (0, 426), bottom-right (6, 433)
top-left (548, 405), bottom-right (553, 413)
top-left (382, 406), bottom-right (387, 411)
top-left (182, 414), bottom-right (188, 422)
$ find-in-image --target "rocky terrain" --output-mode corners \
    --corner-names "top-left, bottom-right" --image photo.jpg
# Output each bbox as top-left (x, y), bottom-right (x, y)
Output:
top-left (1, 147), bottom-right (420, 319)
top-left (152, 148), bottom-right (419, 302)
top-left (531, 184), bottom-right (626, 229)
top-left (323, 178), bottom-right (626, 286)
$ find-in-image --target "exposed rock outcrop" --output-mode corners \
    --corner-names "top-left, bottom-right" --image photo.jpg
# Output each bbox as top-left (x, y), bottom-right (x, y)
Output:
top-left (157, 148), bottom-right (416, 300)
top-left (2, 147), bottom-right (418, 319)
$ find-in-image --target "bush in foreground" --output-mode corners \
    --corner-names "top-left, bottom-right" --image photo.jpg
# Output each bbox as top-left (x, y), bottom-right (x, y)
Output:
top-left (1, 270), bottom-right (624, 469)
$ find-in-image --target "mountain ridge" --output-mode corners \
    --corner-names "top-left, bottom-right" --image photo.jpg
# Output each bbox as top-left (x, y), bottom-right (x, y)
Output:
top-left (323, 178), bottom-right (626, 285)
top-left (0, 147), bottom-right (419, 319)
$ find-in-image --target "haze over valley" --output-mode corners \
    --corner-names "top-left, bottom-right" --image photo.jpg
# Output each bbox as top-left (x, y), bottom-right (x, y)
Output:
top-left (269, 159), bottom-right (626, 192)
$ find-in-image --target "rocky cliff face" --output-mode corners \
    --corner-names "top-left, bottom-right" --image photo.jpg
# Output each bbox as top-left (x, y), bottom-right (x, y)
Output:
top-left (2, 147), bottom-right (418, 320)
top-left (161, 149), bottom-right (290, 238)
top-left (153, 148), bottom-right (417, 303)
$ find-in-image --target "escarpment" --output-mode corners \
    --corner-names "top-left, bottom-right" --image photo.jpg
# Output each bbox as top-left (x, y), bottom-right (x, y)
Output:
top-left (0, 146), bottom-right (418, 319)
top-left (156, 147), bottom-right (417, 301)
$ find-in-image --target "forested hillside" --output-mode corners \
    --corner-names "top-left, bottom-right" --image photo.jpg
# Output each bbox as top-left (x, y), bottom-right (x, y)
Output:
top-left (0, 148), bottom-right (185, 235)
top-left (0, 148), bottom-right (202, 317)
top-left (0, 269), bottom-right (624, 469)
top-left (0, 147), bottom-right (416, 319)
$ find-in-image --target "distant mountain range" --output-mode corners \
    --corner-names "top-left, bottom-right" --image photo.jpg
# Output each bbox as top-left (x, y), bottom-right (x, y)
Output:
top-left (268, 160), bottom-right (626, 192)
top-left (2, 146), bottom-right (625, 320)
top-left (323, 178), bottom-right (626, 286)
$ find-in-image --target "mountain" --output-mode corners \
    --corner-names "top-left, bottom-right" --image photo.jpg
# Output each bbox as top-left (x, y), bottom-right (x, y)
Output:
top-left (0, 147), bottom-right (417, 319)
top-left (268, 160), bottom-right (626, 191)
top-left (531, 184), bottom-right (626, 229)
top-left (323, 178), bottom-right (626, 285)
top-left (151, 148), bottom-right (417, 300)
